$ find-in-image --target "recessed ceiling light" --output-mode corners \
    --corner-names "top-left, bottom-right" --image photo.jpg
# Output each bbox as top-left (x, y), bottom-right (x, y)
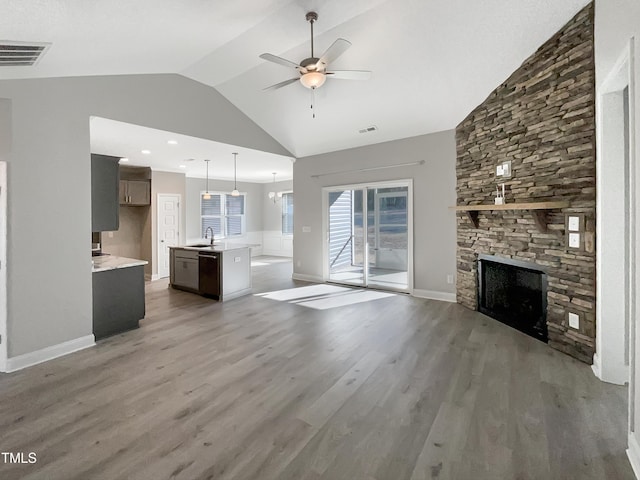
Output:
top-left (141, 149), bottom-right (151, 155)
top-left (119, 157), bottom-right (129, 162)
top-left (179, 165), bottom-right (186, 169)
top-left (168, 140), bottom-right (178, 145)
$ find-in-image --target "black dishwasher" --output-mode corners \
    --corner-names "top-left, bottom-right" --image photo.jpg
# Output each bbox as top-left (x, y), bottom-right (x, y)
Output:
top-left (199, 251), bottom-right (220, 299)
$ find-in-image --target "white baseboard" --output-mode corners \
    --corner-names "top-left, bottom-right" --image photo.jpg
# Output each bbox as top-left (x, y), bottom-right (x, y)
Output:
top-left (292, 273), bottom-right (324, 283)
top-left (591, 352), bottom-right (629, 385)
top-left (262, 250), bottom-right (293, 258)
top-left (412, 289), bottom-right (456, 303)
top-left (5, 335), bottom-right (95, 373)
top-left (591, 352), bottom-right (602, 379)
top-left (628, 433), bottom-right (640, 479)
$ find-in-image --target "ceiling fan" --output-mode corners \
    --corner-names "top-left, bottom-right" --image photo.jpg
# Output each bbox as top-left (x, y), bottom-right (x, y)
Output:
top-left (259, 11), bottom-right (372, 92)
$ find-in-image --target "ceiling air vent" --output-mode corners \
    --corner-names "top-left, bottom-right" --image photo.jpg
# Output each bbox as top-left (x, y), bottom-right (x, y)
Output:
top-left (358, 125), bottom-right (378, 134)
top-left (0, 41), bottom-right (51, 67)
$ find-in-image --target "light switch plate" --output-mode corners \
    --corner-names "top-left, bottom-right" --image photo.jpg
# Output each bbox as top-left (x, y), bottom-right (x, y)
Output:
top-left (568, 233), bottom-right (581, 248)
top-left (568, 216), bottom-right (580, 231)
top-left (302, 226), bottom-right (311, 233)
top-left (568, 312), bottom-right (580, 330)
top-left (496, 165), bottom-right (504, 176)
top-left (234, 256), bottom-right (241, 263)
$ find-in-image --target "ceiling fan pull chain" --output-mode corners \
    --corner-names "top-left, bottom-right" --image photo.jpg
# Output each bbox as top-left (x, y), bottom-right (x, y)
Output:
top-left (311, 88), bottom-right (316, 119)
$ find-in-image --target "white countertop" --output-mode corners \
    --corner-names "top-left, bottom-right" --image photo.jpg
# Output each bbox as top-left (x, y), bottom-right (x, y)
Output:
top-left (173, 243), bottom-right (260, 252)
top-left (92, 255), bottom-right (148, 273)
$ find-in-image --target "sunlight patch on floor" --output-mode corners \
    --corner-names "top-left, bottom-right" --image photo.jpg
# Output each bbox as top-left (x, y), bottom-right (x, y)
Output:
top-left (255, 284), bottom-right (395, 310)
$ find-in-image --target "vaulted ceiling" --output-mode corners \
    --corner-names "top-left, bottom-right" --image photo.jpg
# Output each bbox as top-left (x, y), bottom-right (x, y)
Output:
top-left (2, 0), bottom-right (590, 158)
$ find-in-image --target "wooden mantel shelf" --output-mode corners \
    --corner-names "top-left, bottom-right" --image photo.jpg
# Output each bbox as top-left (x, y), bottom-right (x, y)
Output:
top-left (451, 201), bottom-right (569, 232)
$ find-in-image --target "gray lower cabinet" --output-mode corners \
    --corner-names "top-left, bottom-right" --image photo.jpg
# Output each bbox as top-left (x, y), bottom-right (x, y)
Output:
top-left (93, 265), bottom-right (145, 340)
top-left (170, 247), bottom-right (251, 301)
top-left (171, 249), bottom-right (199, 292)
top-left (91, 154), bottom-right (120, 232)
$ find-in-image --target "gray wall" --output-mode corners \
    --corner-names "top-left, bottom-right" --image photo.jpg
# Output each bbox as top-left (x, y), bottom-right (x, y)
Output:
top-left (185, 177), bottom-right (264, 240)
top-left (262, 179), bottom-right (294, 232)
top-left (0, 99), bottom-right (10, 162)
top-left (293, 130), bottom-right (457, 295)
top-left (0, 73), bottom-right (290, 358)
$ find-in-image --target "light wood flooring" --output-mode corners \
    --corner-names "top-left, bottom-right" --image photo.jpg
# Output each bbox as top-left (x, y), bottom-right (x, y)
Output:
top-left (0, 257), bottom-right (634, 479)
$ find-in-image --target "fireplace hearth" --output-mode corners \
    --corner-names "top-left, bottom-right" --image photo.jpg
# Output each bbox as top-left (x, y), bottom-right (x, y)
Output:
top-left (477, 255), bottom-right (548, 343)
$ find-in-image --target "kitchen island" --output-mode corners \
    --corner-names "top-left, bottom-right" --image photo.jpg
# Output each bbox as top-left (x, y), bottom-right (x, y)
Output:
top-left (92, 255), bottom-right (148, 340)
top-left (169, 243), bottom-right (255, 301)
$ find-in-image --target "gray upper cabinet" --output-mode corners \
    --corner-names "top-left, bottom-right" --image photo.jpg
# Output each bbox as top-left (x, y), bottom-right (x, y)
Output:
top-left (91, 154), bottom-right (120, 232)
top-left (120, 180), bottom-right (150, 205)
top-left (125, 180), bottom-right (151, 205)
top-left (119, 166), bottom-right (151, 206)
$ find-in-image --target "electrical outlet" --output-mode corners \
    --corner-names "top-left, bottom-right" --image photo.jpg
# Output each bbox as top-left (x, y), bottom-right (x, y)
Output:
top-left (447, 275), bottom-right (454, 284)
top-left (234, 256), bottom-right (241, 263)
top-left (568, 312), bottom-right (580, 330)
top-left (108, 231), bottom-right (114, 238)
top-left (302, 226), bottom-right (311, 233)
top-left (296, 260), bottom-right (301, 268)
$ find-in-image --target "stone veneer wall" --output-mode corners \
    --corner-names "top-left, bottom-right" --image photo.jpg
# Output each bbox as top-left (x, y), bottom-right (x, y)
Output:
top-left (455, 3), bottom-right (596, 363)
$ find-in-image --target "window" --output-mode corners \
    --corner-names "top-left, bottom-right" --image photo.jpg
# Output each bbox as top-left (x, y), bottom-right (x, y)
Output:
top-left (201, 192), bottom-right (245, 238)
top-left (282, 192), bottom-right (293, 235)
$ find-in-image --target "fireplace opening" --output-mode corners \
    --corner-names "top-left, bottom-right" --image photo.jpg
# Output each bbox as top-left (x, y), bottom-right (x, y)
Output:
top-left (477, 255), bottom-right (548, 343)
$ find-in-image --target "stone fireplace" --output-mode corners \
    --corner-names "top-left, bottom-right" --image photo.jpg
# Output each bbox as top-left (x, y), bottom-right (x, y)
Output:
top-left (455, 3), bottom-right (596, 363)
top-left (478, 255), bottom-right (548, 343)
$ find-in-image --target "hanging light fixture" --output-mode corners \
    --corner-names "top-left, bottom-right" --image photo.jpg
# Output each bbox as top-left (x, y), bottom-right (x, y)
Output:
top-left (231, 152), bottom-right (240, 197)
top-left (203, 159), bottom-right (211, 200)
top-left (268, 172), bottom-right (283, 204)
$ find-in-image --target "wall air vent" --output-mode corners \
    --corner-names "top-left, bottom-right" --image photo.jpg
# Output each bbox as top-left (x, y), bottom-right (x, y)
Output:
top-left (0, 41), bottom-right (51, 66)
top-left (358, 125), bottom-right (378, 134)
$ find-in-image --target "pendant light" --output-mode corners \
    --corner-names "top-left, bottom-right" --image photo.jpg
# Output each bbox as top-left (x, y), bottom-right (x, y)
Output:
top-left (203, 159), bottom-right (211, 200)
top-left (268, 172), bottom-right (283, 204)
top-left (231, 152), bottom-right (240, 197)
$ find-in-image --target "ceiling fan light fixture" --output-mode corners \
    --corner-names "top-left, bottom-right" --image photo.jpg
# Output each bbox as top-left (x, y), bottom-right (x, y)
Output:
top-left (300, 71), bottom-right (326, 89)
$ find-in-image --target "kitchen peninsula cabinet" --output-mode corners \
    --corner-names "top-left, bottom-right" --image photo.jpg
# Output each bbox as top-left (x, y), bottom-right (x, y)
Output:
top-left (92, 256), bottom-right (147, 340)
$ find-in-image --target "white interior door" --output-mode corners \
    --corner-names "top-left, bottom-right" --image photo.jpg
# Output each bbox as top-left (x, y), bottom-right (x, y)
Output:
top-left (0, 162), bottom-right (7, 371)
top-left (157, 194), bottom-right (180, 279)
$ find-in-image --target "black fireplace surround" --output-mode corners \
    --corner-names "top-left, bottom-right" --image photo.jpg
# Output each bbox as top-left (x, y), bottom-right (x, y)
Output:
top-left (477, 255), bottom-right (548, 342)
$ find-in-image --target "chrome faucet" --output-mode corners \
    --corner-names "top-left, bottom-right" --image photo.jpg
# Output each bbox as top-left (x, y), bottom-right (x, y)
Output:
top-left (204, 227), bottom-right (215, 245)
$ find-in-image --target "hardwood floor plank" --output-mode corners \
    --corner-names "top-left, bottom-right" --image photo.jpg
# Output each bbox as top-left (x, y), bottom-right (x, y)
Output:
top-left (0, 257), bottom-right (634, 480)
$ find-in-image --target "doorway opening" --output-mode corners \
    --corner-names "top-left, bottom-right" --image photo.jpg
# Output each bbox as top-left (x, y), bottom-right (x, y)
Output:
top-left (324, 180), bottom-right (413, 293)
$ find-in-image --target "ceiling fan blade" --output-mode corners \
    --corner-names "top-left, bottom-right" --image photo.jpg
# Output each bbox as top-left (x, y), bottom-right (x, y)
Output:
top-left (325, 70), bottom-right (372, 80)
top-left (259, 53), bottom-right (300, 70)
top-left (318, 39), bottom-right (352, 67)
top-left (263, 78), bottom-right (299, 91)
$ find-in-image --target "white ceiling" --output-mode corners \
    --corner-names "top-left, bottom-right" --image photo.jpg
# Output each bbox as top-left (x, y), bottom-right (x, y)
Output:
top-left (3, 0), bottom-right (590, 158)
top-left (90, 117), bottom-right (294, 182)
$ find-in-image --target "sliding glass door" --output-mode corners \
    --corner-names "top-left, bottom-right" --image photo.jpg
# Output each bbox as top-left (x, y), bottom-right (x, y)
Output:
top-left (328, 189), bottom-right (365, 286)
top-left (327, 182), bottom-right (410, 292)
